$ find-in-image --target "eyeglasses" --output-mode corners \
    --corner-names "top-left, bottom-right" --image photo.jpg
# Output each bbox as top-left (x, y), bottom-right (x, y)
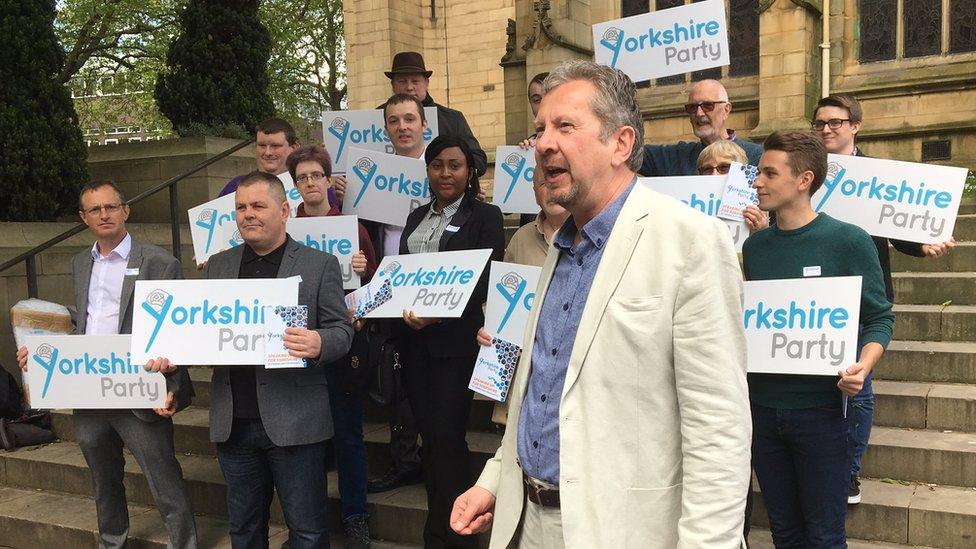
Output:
top-left (698, 163), bottom-right (732, 175)
top-left (684, 101), bottom-right (727, 115)
top-left (811, 118), bottom-right (851, 131)
top-left (81, 203), bottom-right (124, 216)
top-left (296, 172), bottom-right (327, 185)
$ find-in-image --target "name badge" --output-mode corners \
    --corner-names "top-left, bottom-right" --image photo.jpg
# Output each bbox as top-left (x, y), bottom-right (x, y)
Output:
top-left (803, 266), bottom-right (821, 277)
top-left (445, 225), bottom-right (460, 233)
top-left (125, 268), bottom-right (140, 276)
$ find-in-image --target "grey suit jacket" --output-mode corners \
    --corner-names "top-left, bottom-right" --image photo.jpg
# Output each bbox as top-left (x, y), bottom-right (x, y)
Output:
top-left (72, 236), bottom-right (194, 421)
top-left (205, 237), bottom-right (354, 447)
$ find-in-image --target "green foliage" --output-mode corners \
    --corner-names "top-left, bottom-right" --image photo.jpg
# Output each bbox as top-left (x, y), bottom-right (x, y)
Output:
top-left (154, 0), bottom-right (275, 137)
top-left (56, 0), bottom-right (185, 138)
top-left (965, 171), bottom-right (975, 197)
top-left (261, 0), bottom-right (347, 120)
top-left (0, 0), bottom-right (89, 221)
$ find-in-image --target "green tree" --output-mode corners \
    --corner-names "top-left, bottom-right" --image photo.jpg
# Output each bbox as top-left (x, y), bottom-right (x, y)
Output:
top-left (0, 0), bottom-right (89, 221)
top-left (261, 0), bottom-right (346, 120)
top-left (56, 0), bottom-right (184, 137)
top-left (154, 0), bottom-right (275, 137)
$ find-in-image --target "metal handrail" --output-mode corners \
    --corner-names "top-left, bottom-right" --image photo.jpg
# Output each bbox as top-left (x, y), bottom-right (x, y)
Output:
top-left (0, 137), bottom-right (256, 297)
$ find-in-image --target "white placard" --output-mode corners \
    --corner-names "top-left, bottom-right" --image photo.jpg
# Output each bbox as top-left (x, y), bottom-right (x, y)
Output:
top-left (287, 215), bottom-right (362, 290)
top-left (640, 175), bottom-right (749, 251)
top-left (359, 249), bottom-right (493, 318)
top-left (341, 147), bottom-right (431, 226)
top-left (469, 262), bottom-right (542, 402)
top-left (264, 305), bottom-right (308, 369)
top-left (482, 261), bottom-right (542, 344)
top-left (131, 278), bottom-right (299, 365)
top-left (322, 107), bottom-right (439, 173)
top-left (492, 146), bottom-right (539, 214)
top-left (813, 154), bottom-right (966, 244)
top-left (23, 335), bottom-right (166, 409)
top-left (188, 173), bottom-right (304, 265)
top-left (593, 0), bottom-right (729, 81)
top-left (743, 276), bottom-right (861, 376)
top-left (717, 162), bottom-right (759, 222)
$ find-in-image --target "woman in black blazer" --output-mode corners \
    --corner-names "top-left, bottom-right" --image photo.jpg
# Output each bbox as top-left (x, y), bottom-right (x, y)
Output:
top-left (399, 135), bottom-right (505, 548)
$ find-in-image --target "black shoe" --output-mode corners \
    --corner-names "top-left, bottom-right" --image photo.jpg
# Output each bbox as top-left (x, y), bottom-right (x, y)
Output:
top-left (848, 475), bottom-right (861, 505)
top-left (344, 514), bottom-right (371, 549)
top-left (367, 467), bottom-right (423, 493)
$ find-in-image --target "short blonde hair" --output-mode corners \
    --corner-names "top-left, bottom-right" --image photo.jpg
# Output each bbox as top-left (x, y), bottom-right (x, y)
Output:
top-left (697, 140), bottom-right (748, 171)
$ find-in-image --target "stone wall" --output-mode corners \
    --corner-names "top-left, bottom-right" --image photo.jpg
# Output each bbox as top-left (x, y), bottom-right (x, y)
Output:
top-left (344, 0), bottom-right (976, 171)
top-left (86, 136), bottom-right (255, 224)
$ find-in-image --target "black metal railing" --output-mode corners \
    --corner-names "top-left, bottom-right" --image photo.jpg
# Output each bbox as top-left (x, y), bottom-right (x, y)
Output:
top-left (0, 137), bottom-right (256, 298)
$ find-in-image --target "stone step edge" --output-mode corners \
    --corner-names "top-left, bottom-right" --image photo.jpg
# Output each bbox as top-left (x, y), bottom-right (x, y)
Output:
top-left (0, 484), bottom-right (421, 549)
top-left (747, 528), bottom-right (936, 549)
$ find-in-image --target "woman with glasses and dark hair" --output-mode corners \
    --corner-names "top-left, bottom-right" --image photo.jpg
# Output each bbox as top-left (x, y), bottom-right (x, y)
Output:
top-left (398, 135), bottom-right (505, 548)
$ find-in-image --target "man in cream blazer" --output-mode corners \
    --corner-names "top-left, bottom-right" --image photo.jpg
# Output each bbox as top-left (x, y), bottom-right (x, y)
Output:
top-left (450, 61), bottom-right (751, 548)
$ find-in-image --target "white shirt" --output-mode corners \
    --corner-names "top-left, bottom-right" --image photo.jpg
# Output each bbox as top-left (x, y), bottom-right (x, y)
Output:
top-left (381, 147), bottom-right (425, 258)
top-left (85, 233), bottom-right (132, 335)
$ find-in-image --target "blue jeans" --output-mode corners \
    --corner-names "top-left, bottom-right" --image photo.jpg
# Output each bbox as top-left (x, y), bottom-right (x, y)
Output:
top-left (216, 418), bottom-right (330, 549)
top-left (327, 370), bottom-right (368, 520)
top-left (752, 404), bottom-right (849, 549)
top-left (848, 374), bottom-right (874, 477)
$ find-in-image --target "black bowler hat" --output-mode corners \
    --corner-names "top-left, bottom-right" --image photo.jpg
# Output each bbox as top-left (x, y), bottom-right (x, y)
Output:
top-left (385, 51), bottom-right (433, 79)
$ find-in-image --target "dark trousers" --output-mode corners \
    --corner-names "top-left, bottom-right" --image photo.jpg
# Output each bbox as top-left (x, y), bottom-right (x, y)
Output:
top-left (848, 374), bottom-right (874, 477)
top-left (388, 379), bottom-right (422, 473)
top-left (751, 404), bottom-right (849, 549)
top-left (402, 345), bottom-right (477, 549)
top-left (74, 410), bottom-right (197, 549)
top-left (326, 370), bottom-right (368, 520)
top-left (216, 418), bottom-right (330, 549)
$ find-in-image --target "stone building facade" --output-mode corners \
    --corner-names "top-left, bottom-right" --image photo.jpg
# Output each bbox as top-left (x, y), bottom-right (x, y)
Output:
top-left (344, 0), bottom-right (976, 171)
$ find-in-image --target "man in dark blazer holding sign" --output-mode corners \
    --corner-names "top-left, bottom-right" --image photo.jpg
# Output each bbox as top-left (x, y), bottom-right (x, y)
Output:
top-left (18, 180), bottom-right (196, 548)
top-left (148, 171), bottom-right (353, 548)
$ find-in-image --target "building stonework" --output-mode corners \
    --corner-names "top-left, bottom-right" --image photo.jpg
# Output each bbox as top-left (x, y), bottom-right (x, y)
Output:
top-left (345, 0), bottom-right (976, 172)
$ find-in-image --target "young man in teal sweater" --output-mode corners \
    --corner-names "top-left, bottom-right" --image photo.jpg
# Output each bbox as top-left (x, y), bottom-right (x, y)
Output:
top-left (743, 131), bottom-right (894, 548)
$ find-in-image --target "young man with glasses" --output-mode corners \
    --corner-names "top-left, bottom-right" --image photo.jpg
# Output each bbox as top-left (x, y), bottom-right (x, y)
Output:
top-left (640, 79), bottom-right (764, 177)
top-left (17, 181), bottom-right (197, 549)
top-left (812, 94), bottom-right (955, 505)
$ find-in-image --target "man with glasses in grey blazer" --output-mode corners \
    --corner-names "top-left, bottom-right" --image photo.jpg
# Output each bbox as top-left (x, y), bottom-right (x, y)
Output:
top-left (17, 180), bottom-right (197, 548)
top-left (147, 171), bottom-right (353, 548)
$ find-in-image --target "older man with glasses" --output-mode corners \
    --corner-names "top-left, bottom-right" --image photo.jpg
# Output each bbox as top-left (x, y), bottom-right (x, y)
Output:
top-left (639, 79), bottom-right (764, 177)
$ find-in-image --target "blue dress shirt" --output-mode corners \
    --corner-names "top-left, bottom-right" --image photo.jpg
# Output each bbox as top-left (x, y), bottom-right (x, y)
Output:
top-left (517, 179), bottom-right (636, 484)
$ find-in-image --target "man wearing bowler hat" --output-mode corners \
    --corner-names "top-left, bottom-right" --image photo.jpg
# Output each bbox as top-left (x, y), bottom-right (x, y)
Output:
top-left (385, 51), bottom-right (487, 176)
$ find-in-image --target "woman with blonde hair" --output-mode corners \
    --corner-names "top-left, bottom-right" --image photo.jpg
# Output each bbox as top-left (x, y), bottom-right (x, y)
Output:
top-left (697, 140), bottom-right (769, 232)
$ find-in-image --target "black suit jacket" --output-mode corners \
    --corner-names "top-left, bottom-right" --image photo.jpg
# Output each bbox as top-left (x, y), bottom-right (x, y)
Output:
top-left (851, 148), bottom-right (925, 301)
top-left (398, 195), bottom-right (505, 357)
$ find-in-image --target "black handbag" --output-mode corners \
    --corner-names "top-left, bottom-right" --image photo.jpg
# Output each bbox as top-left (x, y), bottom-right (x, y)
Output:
top-left (364, 325), bottom-right (402, 407)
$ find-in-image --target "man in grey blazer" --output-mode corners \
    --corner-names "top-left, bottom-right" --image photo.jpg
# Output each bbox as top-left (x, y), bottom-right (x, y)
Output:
top-left (18, 180), bottom-right (196, 548)
top-left (148, 171), bottom-right (353, 548)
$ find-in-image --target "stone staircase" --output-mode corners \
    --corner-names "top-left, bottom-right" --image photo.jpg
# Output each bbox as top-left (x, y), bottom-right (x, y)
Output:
top-left (1, 208), bottom-right (975, 547)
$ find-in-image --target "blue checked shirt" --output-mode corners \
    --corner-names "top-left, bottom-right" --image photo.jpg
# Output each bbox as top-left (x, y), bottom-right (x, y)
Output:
top-left (517, 179), bottom-right (636, 484)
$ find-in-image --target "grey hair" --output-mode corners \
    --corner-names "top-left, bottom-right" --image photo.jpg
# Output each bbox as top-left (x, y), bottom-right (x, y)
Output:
top-left (542, 60), bottom-right (645, 172)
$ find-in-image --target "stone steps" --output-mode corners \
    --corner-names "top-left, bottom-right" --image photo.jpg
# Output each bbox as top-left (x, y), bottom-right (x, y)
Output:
top-left (0, 441), bottom-right (440, 547)
top-left (48, 409), bottom-right (503, 479)
top-left (4, 439), bottom-right (973, 549)
top-left (890, 242), bottom-right (976, 272)
top-left (877, 340), bottom-right (976, 384)
top-left (747, 528), bottom-right (936, 548)
top-left (750, 478), bottom-right (976, 548)
top-left (873, 380), bottom-right (976, 431)
top-left (892, 304), bottom-right (976, 342)
top-left (862, 426), bottom-right (976, 487)
top-left (892, 272), bottom-right (976, 306)
top-left (0, 484), bottom-right (419, 549)
top-left (952, 214), bottom-right (976, 241)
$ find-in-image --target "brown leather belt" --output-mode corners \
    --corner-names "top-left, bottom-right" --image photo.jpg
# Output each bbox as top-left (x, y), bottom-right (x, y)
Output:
top-left (523, 473), bottom-right (560, 508)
